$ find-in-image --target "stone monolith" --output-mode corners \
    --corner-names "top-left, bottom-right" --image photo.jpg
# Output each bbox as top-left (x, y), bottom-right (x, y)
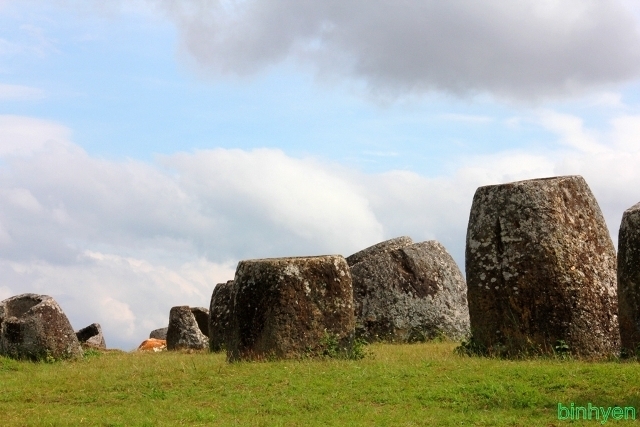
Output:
top-left (466, 175), bottom-right (619, 358)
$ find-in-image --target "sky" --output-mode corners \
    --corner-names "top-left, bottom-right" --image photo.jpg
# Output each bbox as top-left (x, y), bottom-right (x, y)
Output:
top-left (1, 0), bottom-right (640, 350)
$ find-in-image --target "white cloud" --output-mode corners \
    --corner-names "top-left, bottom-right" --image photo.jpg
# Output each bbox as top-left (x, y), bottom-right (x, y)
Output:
top-left (151, 0), bottom-right (640, 101)
top-left (0, 83), bottom-right (44, 100)
top-left (0, 115), bottom-right (71, 156)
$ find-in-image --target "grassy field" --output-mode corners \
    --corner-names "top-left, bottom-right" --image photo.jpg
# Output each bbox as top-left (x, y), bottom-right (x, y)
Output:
top-left (1, 342), bottom-right (639, 426)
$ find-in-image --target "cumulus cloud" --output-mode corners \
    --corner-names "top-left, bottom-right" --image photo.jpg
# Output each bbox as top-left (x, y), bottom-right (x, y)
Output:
top-left (152, 0), bottom-right (640, 101)
top-left (0, 115), bottom-right (385, 349)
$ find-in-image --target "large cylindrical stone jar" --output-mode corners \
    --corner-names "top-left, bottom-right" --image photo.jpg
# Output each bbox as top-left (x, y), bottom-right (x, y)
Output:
top-left (0, 293), bottom-right (83, 360)
top-left (465, 175), bottom-right (619, 359)
top-left (227, 255), bottom-right (355, 362)
top-left (618, 202), bottom-right (640, 354)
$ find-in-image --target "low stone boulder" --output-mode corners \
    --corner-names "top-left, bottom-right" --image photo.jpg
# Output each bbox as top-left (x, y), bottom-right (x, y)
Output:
top-left (0, 293), bottom-right (83, 360)
top-left (75, 323), bottom-right (106, 349)
top-left (166, 306), bottom-right (209, 350)
top-left (618, 202), bottom-right (640, 354)
top-left (209, 280), bottom-right (233, 352)
top-left (190, 307), bottom-right (209, 338)
top-left (466, 175), bottom-right (619, 359)
top-left (227, 255), bottom-right (355, 362)
top-left (137, 338), bottom-right (166, 352)
top-left (346, 236), bottom-right (414, 267)
top-left (349, 238), bottom-right (470, 342)
top-left (149, 327), bottom-right (168, 340)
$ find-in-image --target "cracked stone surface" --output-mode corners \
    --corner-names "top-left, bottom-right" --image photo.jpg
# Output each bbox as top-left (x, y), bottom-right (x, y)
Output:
top-left (166, 306), bottom-right (209, 350)
top-left (618, 202), bottom-right (640, 353)
top-left (349, 238), bottom-right (469, 343)
top-left (0, 293), bottom-right (83, 360)
top-left (209, 280), bottom-right (233, 352)
top-left (226, 255), bottom-right (355, 362)
top-left (466, 175), bottom-right (619, 359)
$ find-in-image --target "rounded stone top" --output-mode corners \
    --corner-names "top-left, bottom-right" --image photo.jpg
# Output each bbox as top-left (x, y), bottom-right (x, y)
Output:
top-left (346, 236), bottom-right (414, 266)
top-left (623, 201), bottom-right (640, 215)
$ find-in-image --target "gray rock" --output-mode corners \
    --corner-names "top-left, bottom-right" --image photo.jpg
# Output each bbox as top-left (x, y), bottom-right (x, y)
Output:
top-left (350, 239), bottom-right (469, 343)
top-left (227, 255), bottom-right (355, 362)
top-left (0, 293), bottom-right (83, 360)
top-left (190, 307), bottom-right (209, 338)
top-left (209, 280), bottom-right (233, 352)
top-left (75, 323), bottom-right (106, 349)
top-left (346, 236), bottom-right (413, 267)
top-left (149, 327), bottom-right (168, 340)
top-left (166, 306), bottom-right (209, 350)
top-left (466, 175), bottom-right (619, 359)
top-left (618, 202), bottom-right (640, 353)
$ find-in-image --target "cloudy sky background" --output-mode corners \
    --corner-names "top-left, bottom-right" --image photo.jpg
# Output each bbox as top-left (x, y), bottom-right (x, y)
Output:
top-left (1, 0), bottom-right (640, 349)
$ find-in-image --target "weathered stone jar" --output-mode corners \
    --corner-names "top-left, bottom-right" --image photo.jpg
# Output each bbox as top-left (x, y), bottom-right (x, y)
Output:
top-left (617, 202), bottom-right (640, 354)
top-left (209, 280), bottom-right (233, 352)
top-left (348, 237), bottom-right (470, 343)
top-left (465, 175), bottom-right (619, 359)
top-left (166, 306), bottom-right (209, 351)
top-left (0, 293), bottom-right (83, 360)
top-left (226, 255), bottom-right (355, 362)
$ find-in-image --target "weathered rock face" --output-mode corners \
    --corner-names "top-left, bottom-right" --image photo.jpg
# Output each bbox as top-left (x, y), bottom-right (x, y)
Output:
top-left (227, 255), bottom-right (355, 362)
top-left (617, 202), bottom-right (640, 353)
top-left (190, 307), bottom-right (210, 338)
top-left (75, 323), bottom-right (106, 349)
top-left (0, 293), bottom-right (83, 360)
top-left (166, 306), bottom-right (209, 351)
top-left (346, 236), bottom-right (414, 267)
top-left (349, 239), bottom-right (470, 342)
top-left (149, 327), bottom-right (168, 340)
top-left (209, 280), bottom-right (233, 352)
top-left (466, 175), bottom-right (619, 359)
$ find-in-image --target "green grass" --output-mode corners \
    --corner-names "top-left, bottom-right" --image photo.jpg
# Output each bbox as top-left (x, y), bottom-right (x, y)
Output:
top-left (1, 342), bottom-right (639, 426)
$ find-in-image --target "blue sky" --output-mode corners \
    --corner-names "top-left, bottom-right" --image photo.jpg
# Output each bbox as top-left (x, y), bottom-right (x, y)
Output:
top-left (1, 0), bottom-right (640, 349)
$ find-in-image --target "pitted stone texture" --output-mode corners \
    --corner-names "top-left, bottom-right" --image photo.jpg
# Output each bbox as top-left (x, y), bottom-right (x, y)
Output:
top-left (466, 175), bottom-right (619, 359)
top-left (346, 236), bottom-right (413, 267)
top-left (166, 306), bottom-right (209, 351)
top-left (0, 293), bottom-right (83, 360)
top-left (227, 255), bottom-right (355, 362)
top-left (209, 280), bottom-right (233, 352)
top-left (618, 202), bottom-right (640, 353)
top-left (76, 323), bottom-right (106, 349)
top-left (190, 307), bottom-right (210, 338)
top-left (149, 327), bottom-right (168, 340)
top-left (350, 239), bottom-right (469, 343)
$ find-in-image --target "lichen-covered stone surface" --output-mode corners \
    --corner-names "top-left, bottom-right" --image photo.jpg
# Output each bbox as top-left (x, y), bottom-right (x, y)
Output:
top-left (0, 293), bottom-right (83, 360)
top-left (149, 327), bottom-right (168, 340)
top-left (166, 306), bottom-right (209, 350)
top-left (346, 236), bottom-right (414, 267)
top-left (190, 307), bottom-right (210, 338)
top-left (209, 280), bottom-right (233, 352)
top-left (466, 175), bottom-right (619, 359)
top-left (349, 239), bottom-right (469, 342)
top-left (227, 255), bottom-right (355, 362)
top-left (617, 202), bottom-right (640, 353)
top-left (75, 323), bottom-right (106, 349)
